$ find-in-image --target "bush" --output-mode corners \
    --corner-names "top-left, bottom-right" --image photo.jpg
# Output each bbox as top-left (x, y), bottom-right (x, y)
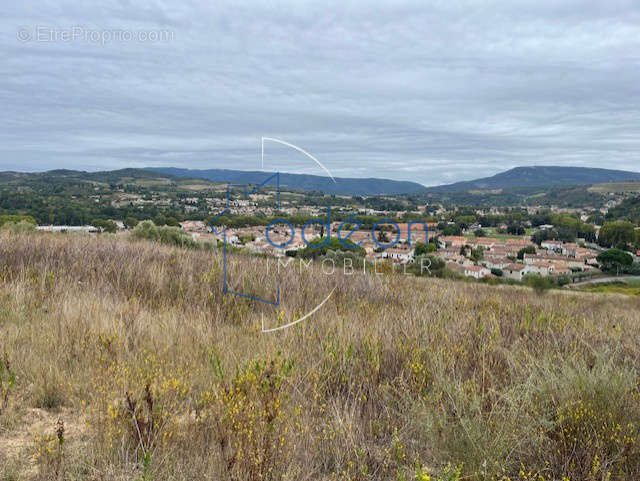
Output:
top-left (297, 236), bottom-right (366, 259)
top-left (413, 241), bottom-right (437, 256)
top-left (523, 273), bottom-right (553, 294)
top-left (441, 224), bottom-right (462, 236)
top-left (517, 245), bottom-right (536, 260)
top-left (131, 220), bottom-right (160, 241)
top-left (239, 233), bottom-right (255, 245)
top-left (0, 220), bottom-right (36, 233)
top-left (410, 255), bottom-right (445, 277)
top-left (627, 263), bottom-right (640, 275)
top-left (529, 360), bottom-right (640, 480)
top-left (0, 215), bottom-right (37, 228)
top-left (124, 217), bottom-right (139, 229)
top-left (153, 215), bottom-right (180, 227)
top-left (92, 219), bottom-right (117, 233)
top-left (324, 249), bottom-right (366, 268)
top-left (132, 220), bottom-right (197, 249)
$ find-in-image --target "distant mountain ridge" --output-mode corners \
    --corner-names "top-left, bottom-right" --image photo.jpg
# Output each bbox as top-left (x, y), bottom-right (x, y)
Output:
top-left (3, 165), bottom-right (640, 197)
top-left (146, 167), bottom-right (425, 196)
top-left (427, 166), bottom-right (640, 192)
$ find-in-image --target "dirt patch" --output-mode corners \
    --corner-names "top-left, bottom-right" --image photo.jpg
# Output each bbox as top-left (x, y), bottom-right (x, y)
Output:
top-left (0, 407), bottom-right (86, 474)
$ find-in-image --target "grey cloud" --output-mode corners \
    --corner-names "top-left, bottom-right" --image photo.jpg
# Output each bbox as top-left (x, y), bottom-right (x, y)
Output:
top-left (1, 0), bottom-right (639, 185)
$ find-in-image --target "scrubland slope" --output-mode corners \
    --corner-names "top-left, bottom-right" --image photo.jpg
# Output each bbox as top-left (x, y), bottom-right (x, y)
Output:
top-left (1, 232), bottom-right (639, 480)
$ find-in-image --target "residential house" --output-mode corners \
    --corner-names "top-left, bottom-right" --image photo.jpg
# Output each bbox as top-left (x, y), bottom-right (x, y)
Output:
top-left (180, 220), bottom-right (207, 233)
top-left (527, 262), bottom-right (555, 276)
top-left (445, 262), bottom-right (466, 275)
top-left (36, 225), bottom-right (99, 233)
top-left (437, 236), bottom-right (467, 249)
top-left (503, 263), bottom-right (527, 281)
top-left (561, 243), bottom-right (578, 257)
top-left (481, 257), bottom-right (512, 270)
top-left (541, 240), bottom-right (563, 252)
top-left (384, 248), bottom-right (415, 264)
top-left (553, 266), bottom-right (572, 276)
top-left (463, 265), bottom-right (491, 279)
top-left (484, 247), bottom-right (513, 259)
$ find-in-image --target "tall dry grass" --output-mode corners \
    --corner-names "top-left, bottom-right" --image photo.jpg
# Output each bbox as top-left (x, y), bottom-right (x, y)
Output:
top-left (0, 231), bottom-right (639, 480)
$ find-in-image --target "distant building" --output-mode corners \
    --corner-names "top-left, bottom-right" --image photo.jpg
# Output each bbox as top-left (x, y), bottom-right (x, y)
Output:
top-left (463, 265), bottom-right (491, 279)
top-left (527, 262), bottom-right (555, 276)
top-left (438, 236), bottom-right (467, 249)
top-left (503, 263), bottom-right (527, 281)
top-left (541, 240), bottom-right (563, 252)
top-left (481, 258), bottom-right (512, 270)
top-left (561, 243), bottom-right (580, 258)
top-left (180, 220), bottom-right (207, 233)
top-left (36, 225), bottom-right (99, 233)
top-left (383, 248), bottom-right (415, 264)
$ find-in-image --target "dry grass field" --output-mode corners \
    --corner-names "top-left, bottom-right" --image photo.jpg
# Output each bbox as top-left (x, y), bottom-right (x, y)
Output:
top-left (1, 232), bottom-right (640, 480)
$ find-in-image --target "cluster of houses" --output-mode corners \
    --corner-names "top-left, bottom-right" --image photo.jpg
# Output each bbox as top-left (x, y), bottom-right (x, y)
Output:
top-left (179, 221), bottom-right (438, 260)
top-left (176, 220), bottom-right (603, 282)
top-left (35, 211), bottom-right (612, 284)
top-left (436, 235), bottom-right (600, 280)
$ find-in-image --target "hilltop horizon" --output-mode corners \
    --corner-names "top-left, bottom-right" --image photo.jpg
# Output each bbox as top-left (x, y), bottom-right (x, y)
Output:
top-left (3, 165), bottom-right (640, 195)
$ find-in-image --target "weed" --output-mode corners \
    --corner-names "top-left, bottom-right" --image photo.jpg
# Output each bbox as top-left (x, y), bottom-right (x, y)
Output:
top-left (0, 353), bottom-right (16, 416)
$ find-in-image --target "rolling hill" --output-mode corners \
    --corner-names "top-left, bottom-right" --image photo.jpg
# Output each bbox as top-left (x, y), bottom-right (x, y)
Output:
top-left (146, 167), bottom-right (425, 196)
top-left (427, 166), bottom-right (640, 192)
top-left (4, 165), bottom-right (640, 199)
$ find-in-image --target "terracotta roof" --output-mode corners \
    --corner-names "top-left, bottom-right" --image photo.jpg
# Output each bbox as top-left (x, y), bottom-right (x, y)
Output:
top-left (465, 265), bottom-right (488, 272)
top-left (505, 264), bottom-right (526, 271)
top-left (531, 262), bottom-right (554, 268)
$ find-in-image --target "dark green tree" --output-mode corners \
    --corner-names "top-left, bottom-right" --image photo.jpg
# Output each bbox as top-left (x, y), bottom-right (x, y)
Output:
top-left (517, 245), bottom-right (537, 260)
top-left (596, 249), bottom-right (633, 275)
top-left (124, 217), bottom-right (139, 229)
top-left (598, 221), bottom-right (635, 249)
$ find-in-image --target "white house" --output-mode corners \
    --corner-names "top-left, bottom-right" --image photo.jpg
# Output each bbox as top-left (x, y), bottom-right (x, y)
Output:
top-left (36, 225), bottom-right (99, 233)
top-left (526, 262), bottom-right (555, 276)
top-left (384, 248), bottom-right (415, 264)
top-left (541, 240), bottom-right (563, 252)
top-left (463, 265), bottom-right (491, 279)
top-left (503, 263), bottom-right (527, 281)
top-left (481, 258), bottom-right (512, 270)
top-left (180, 220), bottom-right (207, 232)
top-left (437, 236), bottom-right (467, 249)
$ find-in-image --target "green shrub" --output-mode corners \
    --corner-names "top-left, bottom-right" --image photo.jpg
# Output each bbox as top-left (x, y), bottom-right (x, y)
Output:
top-left (91, 219), bottom-right (117, 233)
top-left (410, 255), bottom-right (445, 277)
top-left (132, 220), bottom-right (197, 249)
top-left (0, 220), bottom-right (36, 233)
top-left (523, 273), bottom-right (553, 294)
top-left (297, 236), bottom-right (366, 259)
top-left (0, 215), bottom-right (37, 228)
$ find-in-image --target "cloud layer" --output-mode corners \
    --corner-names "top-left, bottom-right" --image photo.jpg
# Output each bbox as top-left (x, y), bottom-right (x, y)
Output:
top-left (2, 0), bottom-right (639, 185)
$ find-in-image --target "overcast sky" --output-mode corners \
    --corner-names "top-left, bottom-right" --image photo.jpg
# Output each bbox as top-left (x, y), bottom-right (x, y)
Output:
top-left (2, 1), bottom-right (639, 186)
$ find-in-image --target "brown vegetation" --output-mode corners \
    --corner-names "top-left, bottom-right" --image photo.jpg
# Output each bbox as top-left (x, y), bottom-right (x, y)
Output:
top-left (1, 231), bottom-right (640, 480)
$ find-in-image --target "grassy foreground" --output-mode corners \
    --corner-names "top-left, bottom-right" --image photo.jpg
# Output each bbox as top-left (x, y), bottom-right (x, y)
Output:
top-left (1, 232), bottom-right (640, 480)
